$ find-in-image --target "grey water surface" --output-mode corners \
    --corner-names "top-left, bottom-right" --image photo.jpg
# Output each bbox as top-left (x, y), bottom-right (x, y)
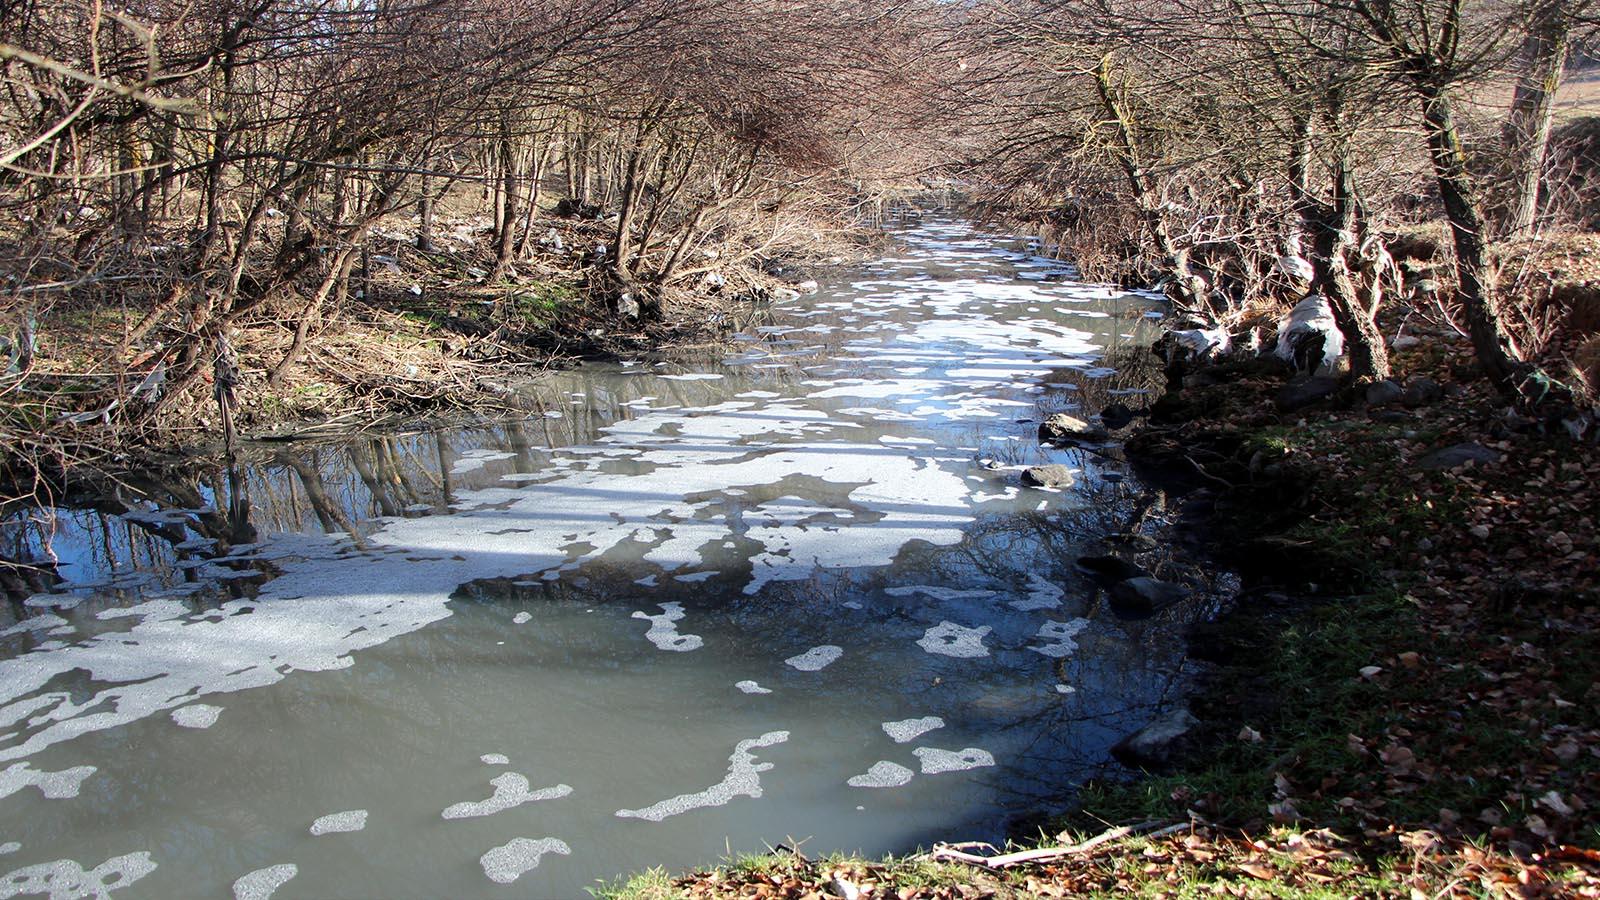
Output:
top-left (0, 219), bottom-right (1212, 898)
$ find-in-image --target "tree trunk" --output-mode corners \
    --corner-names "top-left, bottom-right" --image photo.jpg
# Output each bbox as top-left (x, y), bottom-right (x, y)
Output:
top-left (1093, 56), bottom-right (1212, 316)
top-left (417, 174), bottom-right (435, 252)
top-left (1319, 152), bottom-right (1390, 382)
top-left (1504, 5), bottom-right (1569, 238)
top-left (1418, 87), bottom-right (1526, 396)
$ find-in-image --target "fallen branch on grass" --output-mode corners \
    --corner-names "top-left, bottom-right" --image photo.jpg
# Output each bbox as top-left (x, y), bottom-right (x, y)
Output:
top-left (924, 821), bottom-right (1189, 869)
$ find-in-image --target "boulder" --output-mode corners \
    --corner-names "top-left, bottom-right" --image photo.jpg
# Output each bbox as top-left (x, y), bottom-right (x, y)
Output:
top-left (1418, 442), bottom-right (1502, 471)
top-left (1403, 377), bottom-right (1444, 407)
top-left (1101, 402), bottom-right (1135, 430)
top-left (1021, 464), bottom-right (1075, 488)
top-left (1109, 577), bottom-right (1191, 615)
top-left (1365, 379), bottom-right (1403, 408)
top-left (1039, 413), bottom-right (1109, 445)
top-left (1275, 376), bottom-right (1339, 413)
top-left (1112, 707), bottom-right (1200, 768)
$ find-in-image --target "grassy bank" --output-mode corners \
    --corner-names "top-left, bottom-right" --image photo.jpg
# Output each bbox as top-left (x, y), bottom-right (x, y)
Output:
top-left (597, 307), bottom-right (1600, 898)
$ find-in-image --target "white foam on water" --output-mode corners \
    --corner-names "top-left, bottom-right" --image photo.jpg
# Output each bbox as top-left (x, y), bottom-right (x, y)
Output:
top-left (615, 731), bottom-right (788, 822)
top-left (784, 645), bottom-right (842, 671)
top-left (1010, 574), bottom-right (1064, 611)
top-left (0, 616), bottom-right (68, 638)
top-left (1029, 619), bottom-right (1090, 658)
top-left (0, 845), bottom-right (16, 855)
top-left (308, 809), bottom-right (367, 835)
top-left (441, 772), bottom-right (572, 820)
top-left (0, 762), bottom-right (94, 801)
top-left (480, 753), bottom-right (509, 765)
top-left (0, 851), bottom-right (156, 898)
top-left (916, 622), bottom-right (991, 658)
top-left (232, 863), bottom-right (297, 900)
top-left (449, 449), bottom-right (515, 475)
top-left (632, 603), bottom-right (702, 652)
top-left (170, 704), bottom-right (222, 729)
top-left (847, 761), bottom-right (914, 788)
top-left (480, 837), bottom-right (570, 885)
top-left (914, 747), bottom-right (996, 774)
top-left (882, 716), bottom-right (944, 743)
top-left (886, 586), bottom-right (996, 602)
top-left (512, 612), bottom-right (531, 624)
top-left (735, 681), bottom-right (771, 694)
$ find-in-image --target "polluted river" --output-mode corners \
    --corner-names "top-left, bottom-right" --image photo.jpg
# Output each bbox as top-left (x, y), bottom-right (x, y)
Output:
top-left (0, 219), bottom-right (1225, 898)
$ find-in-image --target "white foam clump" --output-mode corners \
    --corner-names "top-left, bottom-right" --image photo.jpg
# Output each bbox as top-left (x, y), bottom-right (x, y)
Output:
top-left (512, 612), bottom-right (531, 624)
top-left (309, 809), bottom-right (367, 835)
top-left (481, 753), bottom-right (509, 765)
top-left (784, 645), bottom-right (842, 671)
top-left (480, 837), bottom-right (571, 885)
top-left (882, 716), bottom-right (944, 743)
top-left (1010, 573), bottom-right (1064, 611)
top-left (170, 704), bottom-right (222, 729)
top-left (0, 852), bottom-right (156, 898)
top-left (914, 747), bottom-right (996, 774)
top-left (632, 602), bottom-right (702, 652)
top-left (442, 772), bottom-right (572, 820)
top-left (616, 731), bottom-right (788, 821)
top-left (0, 762), bottom-right (94, 801)
top-left (917, 621), bottom-right (991, 658)
top-left (847, 761), bottom-right (914, 788)
top-left (449, 449), bottom-right (515, 475)
top-left (232, 863), bottom-right (297, 900)
top-left (0, 844), bottom-right (16, 855)
top-left (1029, 619), bottom-right (1090, 658)
top-left (735, 681), bottom-right (771, 694)
top-left (886, 585), bottom-right (996, 602)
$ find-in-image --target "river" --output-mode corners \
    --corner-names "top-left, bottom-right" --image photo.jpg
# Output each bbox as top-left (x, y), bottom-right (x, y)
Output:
top-left (0, 218), bottom-right (1215, 898)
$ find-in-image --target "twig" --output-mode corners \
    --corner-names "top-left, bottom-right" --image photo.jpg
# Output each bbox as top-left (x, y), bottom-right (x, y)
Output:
top-left (924, 821), bottom-right (1188, 869)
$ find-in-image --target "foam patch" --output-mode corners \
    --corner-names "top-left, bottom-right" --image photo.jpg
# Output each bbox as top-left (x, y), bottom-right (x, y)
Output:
top-left (309, 809), bottom-right (367, 835)
top-left (847, 761), bottom-right (914, 788)
top-left (480, 837), bottom-right (570, 884)
top-left (616, 731), bottom-right (788, 821)
top-left (232, 863), bottom-right (297, 900)
top-left (916, 621), bottom-right (991, 658)
top-left (442, 773), bottom-right (571, 820)
top-left (914, 747), bottom-right (996, 774)
top-left (784, 646), bottom-right (842, 671)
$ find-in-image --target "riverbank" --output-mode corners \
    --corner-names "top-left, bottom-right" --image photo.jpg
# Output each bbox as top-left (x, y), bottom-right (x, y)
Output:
top-left (0, 209), bottom-right (871, 504)
top-left (601, 298), bottom-right (1600, 896)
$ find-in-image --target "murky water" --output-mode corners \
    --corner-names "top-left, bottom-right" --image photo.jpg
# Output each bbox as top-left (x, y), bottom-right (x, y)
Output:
top-left (0, 220), bottom-right (1215, 898)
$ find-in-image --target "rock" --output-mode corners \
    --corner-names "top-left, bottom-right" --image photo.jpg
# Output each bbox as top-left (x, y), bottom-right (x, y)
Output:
top-left (1101, 402), bottom-right (1135, 430)
top-left (1417, 442), bottom-right (1502, 471)
top-left (1371, 410), bottom-right (1411, 424)
top-left (1077, 555), bottom-right (1148, 582)
top-left (1021, 464), bottom-right (1075, 488)
top-left (1403, 376), bottom-right (1444, 407)
top-left (1390, 334), bottom-right (1421, 350)
top-left (1039, 413), bottom-right (1108, 445)
top-left (1365, 379), bottom-right (1403, 407)
top-left (1112, 707), bottom-right (1200, 768)
top-left (1109, 577), bottom-right (1191, 615)
top-left (1275, 376), bottom-right (1339, 412)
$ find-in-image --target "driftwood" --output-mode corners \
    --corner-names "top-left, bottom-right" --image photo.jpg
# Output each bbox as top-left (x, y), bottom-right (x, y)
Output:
top-left (924, 821), bottom-right (1189, 869)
